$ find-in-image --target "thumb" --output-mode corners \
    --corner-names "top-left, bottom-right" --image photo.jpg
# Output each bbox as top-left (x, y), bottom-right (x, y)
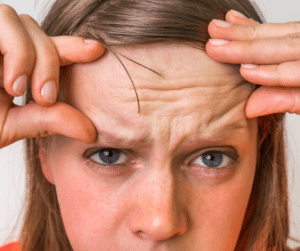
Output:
top-left (51, 36), bottom-right (106, 66)
top-left (245, 86), bottom-right (300, 118)
top-left (1, 102), bottom-right (97, 148)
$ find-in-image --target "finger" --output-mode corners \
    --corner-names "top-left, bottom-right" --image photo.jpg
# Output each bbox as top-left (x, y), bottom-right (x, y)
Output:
top-left (225, 10), bottom-right (260, 26)
top-left (19, 14), bottom-right (60, 106)
top-left (51, 36), bottom-right (106, 66)
top-left (240, 60), bottom-right (300, 87)
top-left (0, 4), bottom-right (35, 96)
top-left (0, 102), bottom-right (97, 148)
top-left (208, 19), bottom-right (300, 42)
top-left (245, 86), bottom-right (300, 118)
top-left (206, 34), bottom-right (300, 65)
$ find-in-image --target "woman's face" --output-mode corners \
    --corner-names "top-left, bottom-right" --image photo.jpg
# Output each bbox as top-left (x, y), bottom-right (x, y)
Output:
top-left (40, 44), bottom-right (258, 251)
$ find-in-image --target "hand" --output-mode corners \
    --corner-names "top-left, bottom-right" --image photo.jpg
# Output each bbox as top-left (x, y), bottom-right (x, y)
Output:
top-left (206, 9), bottom-right (300, 118)
top-left (0, 4), bottom-right (105, 148)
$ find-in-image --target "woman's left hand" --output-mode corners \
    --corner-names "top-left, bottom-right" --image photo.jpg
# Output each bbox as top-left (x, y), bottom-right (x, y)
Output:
top-left (206, 9), bottom-right (300, 118)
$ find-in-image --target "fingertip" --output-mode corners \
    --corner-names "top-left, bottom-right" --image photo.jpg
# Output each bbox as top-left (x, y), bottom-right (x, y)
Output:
top-left (205, 41), bottom-right (217, 58)
top-left (205, 40), bottom-right (229, 63)
top-left (226, 10), bottom-right (258, 26)
top-left (245, 101), bottom-right (268, 118)
top-left (41, 80), bottom-right (58, 104)
top-left (83, 38), bottom-right (106, 60)
top-left (52, 36), bottom-right (106, 65)
top-left (205, 41), bottom-right (216, 59)
top-left (241, 64), bottom-right (259, 69)
top-left (207, 20), bottom-right (221, 37)
top-left (60, 102), bottom-right (97, 143)
top-left (80, 127), bottom-right (97, 144)
top-left (227, 10), bottom-right (247, 20)
top-left (83, 39), bottom-right (99, 44)
top-left (29, 79), bottom-right (59, 107)
top-left (225, 11), bottom-right (236, 24)
top-left (11, 74), bottom-right (27, 96)
top-left (245, 108), bottom-right (265, 118)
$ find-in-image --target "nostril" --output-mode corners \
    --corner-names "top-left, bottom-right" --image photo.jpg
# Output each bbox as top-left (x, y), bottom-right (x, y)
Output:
top-left (135, 230), bottom-right (149, 240)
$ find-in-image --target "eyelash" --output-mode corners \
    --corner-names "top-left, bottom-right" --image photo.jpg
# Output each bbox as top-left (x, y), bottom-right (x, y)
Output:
top-left (187, 150), bottom-right (238, 178)
top-left (83, 148), bottom-right (238, 177)
top-left (83, 148), bottom-right (131, 172)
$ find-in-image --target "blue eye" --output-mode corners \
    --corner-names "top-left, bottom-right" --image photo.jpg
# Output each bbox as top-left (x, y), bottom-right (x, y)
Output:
top-left (89, 148), bottom-right (128, 165)
top-left (192, 151), bottom-right (233, 168)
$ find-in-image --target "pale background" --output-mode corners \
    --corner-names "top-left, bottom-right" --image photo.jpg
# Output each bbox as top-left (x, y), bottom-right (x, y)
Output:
top-left (0, 0), bottom-right (299, 248)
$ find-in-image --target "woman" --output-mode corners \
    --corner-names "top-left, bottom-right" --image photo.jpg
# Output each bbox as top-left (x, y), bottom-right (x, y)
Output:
top-left (0, 0), bottom-right (299, 250)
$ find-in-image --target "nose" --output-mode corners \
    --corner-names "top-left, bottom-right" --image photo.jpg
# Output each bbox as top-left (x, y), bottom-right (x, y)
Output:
top-left (129, 167), bottom-right (188, 242)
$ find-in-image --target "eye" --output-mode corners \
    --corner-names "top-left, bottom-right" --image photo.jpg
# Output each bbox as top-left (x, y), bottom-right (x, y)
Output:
top-left (187, 150), bottom-right (237, 179)
top-left (88, 148), bottom-right (128, 165)
top-left (191, 151), bottom-right (235, 169)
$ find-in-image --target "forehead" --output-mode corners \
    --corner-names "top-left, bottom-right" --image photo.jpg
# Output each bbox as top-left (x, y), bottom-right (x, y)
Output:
top-left (61, 43), bottom-right (254, 146)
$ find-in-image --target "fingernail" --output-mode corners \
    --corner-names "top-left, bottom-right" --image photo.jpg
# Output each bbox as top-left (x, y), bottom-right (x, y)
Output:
top-left (84, 39), bottom-right (98, 44)
top-left (213, 19), bottom-right (233, 28)
top-left (231, 10), bottom-right (248, 19)
top-left (13, 75), bottom-right (27, 96)
top-left (209, 39), bottom-right (229, 46)
top-left (41, 80), bottom-right (57, 103)
top-left (241, 64), bottom-right (259, 69)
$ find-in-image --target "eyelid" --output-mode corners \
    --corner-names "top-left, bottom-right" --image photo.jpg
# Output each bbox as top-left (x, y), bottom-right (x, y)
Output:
top-left (83, 147), bottom-right (134, 168)
top-left (186, 146), bottom-right (239, 166)
top-left (83, 148), bottom-right (125, 158)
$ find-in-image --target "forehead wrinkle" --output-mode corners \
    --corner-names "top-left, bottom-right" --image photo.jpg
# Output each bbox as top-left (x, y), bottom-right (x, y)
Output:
top-left (132, 82), bottom-right (248, 119)
top-left (193, 106), bottom-right (252, 143)
top-left (66, 44), bottom-right (255, 152)
top-left (94, 123), bottom-right (151, 147)
top-left (206, 82), bottom-right (254, 125)
top-left (122, 66), bottom-right (245, 115)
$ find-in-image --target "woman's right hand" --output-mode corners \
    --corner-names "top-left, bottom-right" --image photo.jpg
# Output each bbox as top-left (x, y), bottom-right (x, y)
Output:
top-left (0, 4), bottom-right (105, 148)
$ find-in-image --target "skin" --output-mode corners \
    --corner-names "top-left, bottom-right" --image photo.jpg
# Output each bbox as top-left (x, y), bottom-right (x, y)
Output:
top-left (0, 4), bottom-right (104, 148)
top-left (39, 44), bottom-right (258, 251)
top-left (0, 6), bottom-right (299, 148)
top-left (1, 5), bottom-right (299, 251)
top-left (207, 10), bottom-right (300, 117)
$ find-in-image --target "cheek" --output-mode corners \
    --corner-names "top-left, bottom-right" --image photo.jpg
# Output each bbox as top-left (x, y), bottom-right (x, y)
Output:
top-left (48, 149), bottom-right (126, 249)
top-left (189, 143), bottom-right (257, 250)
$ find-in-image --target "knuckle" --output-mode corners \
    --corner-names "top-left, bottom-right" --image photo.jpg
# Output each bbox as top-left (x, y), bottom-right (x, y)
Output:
top-left (250, 24), bottom-right (263, 39)
top-left (19, 14), bottom-right (39, 27)
top-left (0, 4), bottom-right (17, 19)
top-left (44, 51), bottom-right (60, 67)
top-left (37, 53), bottom-right (60, 77)
top-left (284, 33), bottom-right (300, 46)
top-left (19, 14), bottom-right (34, 22)
top-left (246, 40), bottom-right (258, 61)
top-left (16, 49), bottom-right (35, 65)
top-left (250, 19), bottom-right (260, 25)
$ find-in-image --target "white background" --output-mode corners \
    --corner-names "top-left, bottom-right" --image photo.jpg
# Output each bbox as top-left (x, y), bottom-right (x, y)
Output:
top-left (0, 0), bottom-right (299, 248)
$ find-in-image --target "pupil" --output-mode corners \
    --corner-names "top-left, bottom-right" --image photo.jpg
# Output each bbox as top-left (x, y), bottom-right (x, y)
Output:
top-left (99, 148), bottom-right (120, 164)
top-left (201, 152), bottom-right (223, 168)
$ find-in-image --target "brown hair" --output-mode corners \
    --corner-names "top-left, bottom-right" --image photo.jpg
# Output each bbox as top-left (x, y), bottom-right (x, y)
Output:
top-left (20, 0), bottom-right (292, 250)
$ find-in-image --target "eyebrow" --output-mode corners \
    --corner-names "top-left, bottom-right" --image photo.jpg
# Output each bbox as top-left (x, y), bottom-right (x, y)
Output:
top-left (94, 120), bottom-right (250, 147)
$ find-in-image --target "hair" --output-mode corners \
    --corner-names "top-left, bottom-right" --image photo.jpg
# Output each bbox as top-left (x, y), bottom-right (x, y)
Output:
top-left (19, 0), bottom-right (292, 250)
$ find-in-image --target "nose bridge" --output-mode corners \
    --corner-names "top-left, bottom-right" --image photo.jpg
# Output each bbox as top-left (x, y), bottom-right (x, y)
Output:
top-left (129, 160), bottom-right (188, 241)
top-left (145, 162), bottom-right (175, 213)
